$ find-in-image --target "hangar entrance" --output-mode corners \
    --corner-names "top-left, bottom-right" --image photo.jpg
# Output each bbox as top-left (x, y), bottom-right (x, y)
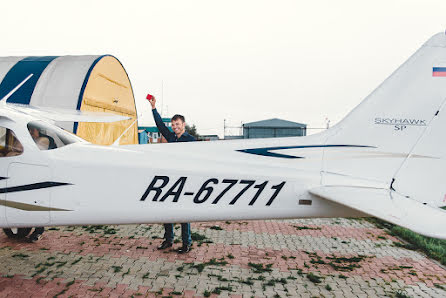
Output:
top-left (0, 55), bottom-right (138, 145)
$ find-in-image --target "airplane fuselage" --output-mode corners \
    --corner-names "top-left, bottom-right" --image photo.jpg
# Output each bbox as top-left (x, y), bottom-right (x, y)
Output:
top-left (0, 130), bottom-right (364, 228)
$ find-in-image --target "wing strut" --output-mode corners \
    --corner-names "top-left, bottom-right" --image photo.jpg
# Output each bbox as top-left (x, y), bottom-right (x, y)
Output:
top-left (0, 74), bottom-right (33, 104)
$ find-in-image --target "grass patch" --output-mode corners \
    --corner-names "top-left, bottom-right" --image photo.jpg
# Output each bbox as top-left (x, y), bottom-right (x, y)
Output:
top-left (212, 286), bottom-right (232, 294)
top-left (208, 273), bottom-right (229, 282)
top-left (391, 225), bottom-right (446, 264)
top-left (326, 255), bottom-right (368, 272)
top-left (111, 266), bottom-right (122, 273)
top-left (240, 278), bottom-right (254, 285)
top-left (394, 289), bottom-right (411, 298)
top-left (435, 284), bottom-right (446, 291)
top-left (306, 272), bottom-right (323, 284)
top-left (392, 241), bottom-right (417, 250)
top-left (122, 268), bottom-right (130, 277)
top-left (306, 252), bottom-right (325, 265)
top-left (180, 258), bottom-right (228, 273)
top-left (82, 225), bottom-right (118, 235)
top-left (304, 251), bottom-right (370, 272)
top-left (293, 225), bottom-right (322, 231)
top-left (263, 278), bottom-right (287, 288)
top-left (53, 279), bottom-right (75, 297)
top-left (367, 217), bottom-right (446, 266)
top-left (55, 261), bottom-right (67, 268)
top-left (191, 232), bottom-right (206, 241)
top-left (71, 257), bottom-right (82, 265)
top-left (191, 232), bottom-right (213, 245)
top-left (248, 262), bottom-right (273, 273)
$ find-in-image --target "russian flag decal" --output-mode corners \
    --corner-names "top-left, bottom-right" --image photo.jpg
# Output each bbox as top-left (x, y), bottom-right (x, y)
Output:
top-left (433, 67), bottom-right (446, 77)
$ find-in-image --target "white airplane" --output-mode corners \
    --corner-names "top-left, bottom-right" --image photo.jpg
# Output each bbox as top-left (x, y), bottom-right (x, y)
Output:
top-left (2, 32), bottom-right (446, 241)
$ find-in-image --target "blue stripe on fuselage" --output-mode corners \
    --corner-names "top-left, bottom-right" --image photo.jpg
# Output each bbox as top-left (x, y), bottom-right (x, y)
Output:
top-left (237, 144), bottom-right (374, 159)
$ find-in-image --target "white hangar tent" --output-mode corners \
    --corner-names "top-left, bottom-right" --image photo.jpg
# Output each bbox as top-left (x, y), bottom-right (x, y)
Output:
top-left (0, 55), bottom-right (138, 145)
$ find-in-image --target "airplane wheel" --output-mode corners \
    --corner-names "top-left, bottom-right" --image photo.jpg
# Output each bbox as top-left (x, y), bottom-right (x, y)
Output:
top-left (3, 228), bottom-right (32, 239)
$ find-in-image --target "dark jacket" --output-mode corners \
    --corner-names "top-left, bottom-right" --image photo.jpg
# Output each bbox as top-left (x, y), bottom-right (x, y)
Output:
top-left (152, 108), bottom-right (195, 143)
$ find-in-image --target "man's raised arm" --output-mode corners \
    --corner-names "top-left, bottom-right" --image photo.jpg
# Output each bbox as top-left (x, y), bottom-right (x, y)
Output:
top-left (147, 95), bottom-right (175, 141)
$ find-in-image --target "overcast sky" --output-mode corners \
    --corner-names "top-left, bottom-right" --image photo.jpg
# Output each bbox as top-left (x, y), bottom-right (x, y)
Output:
top-left (1, 0), bottom-right (446, 137)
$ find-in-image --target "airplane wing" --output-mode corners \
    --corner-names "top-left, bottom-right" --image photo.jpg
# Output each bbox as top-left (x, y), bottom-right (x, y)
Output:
top-left (309, 185), bottom-right (446, 239)
top-left (5, 103), bottom-right (130, 123)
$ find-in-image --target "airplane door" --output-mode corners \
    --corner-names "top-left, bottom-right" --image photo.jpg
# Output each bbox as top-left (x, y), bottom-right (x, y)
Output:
top-left (5, 163), bottom-right (51, 226)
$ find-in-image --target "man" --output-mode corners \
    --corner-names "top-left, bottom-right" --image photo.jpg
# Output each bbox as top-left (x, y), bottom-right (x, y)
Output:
top-left (148, 94), bottom-right (195, 253)
top-left (29, 126), bottom-right (56, 150)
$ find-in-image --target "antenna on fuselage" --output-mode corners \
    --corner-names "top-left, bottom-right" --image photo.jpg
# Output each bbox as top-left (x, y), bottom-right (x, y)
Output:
top-left (0, 74), bottom-right (33, 105)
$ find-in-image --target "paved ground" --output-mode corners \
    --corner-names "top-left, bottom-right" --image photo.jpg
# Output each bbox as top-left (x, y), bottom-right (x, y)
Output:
top-left (1, 218), bottom-right (446, 297)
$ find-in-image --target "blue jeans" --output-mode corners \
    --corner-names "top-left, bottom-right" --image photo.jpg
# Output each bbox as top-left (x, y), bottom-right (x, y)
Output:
top-left (163, 223), bottom-right (191, 245)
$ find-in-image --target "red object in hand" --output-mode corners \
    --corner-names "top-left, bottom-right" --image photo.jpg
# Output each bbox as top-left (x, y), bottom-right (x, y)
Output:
top-left (146, 94), bottom-right (154, 101)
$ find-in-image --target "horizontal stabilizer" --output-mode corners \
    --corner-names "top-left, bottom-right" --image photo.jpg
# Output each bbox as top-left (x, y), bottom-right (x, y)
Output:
top-left (309, 186), bottom-right (446, 239)
top-left (7, 103), bottom-right (130, 123)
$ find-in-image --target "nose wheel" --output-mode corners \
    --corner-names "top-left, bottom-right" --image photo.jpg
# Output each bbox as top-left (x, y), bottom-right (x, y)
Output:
top-left (3, 228), bottom-right (32, 239)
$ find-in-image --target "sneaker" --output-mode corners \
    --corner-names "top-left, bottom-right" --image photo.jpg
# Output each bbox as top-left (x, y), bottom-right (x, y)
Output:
top-left (177, 244), bottom-right (191, 254)
top-left (157, 240), bottom-right (173, 250)
top-left (28, 234), bottom-right (42, 243)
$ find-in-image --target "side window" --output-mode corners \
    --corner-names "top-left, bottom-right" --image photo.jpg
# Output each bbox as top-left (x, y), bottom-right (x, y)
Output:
top-left (0, 127), bottom-right (23, 157)
top-left (27, 121), bottom-right (81, 151)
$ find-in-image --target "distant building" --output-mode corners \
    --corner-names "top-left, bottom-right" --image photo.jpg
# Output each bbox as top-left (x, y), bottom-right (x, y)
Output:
top-left (138, 117), bottom-right (172, 144)
top-left (243, 118), bottom-right (306, 139)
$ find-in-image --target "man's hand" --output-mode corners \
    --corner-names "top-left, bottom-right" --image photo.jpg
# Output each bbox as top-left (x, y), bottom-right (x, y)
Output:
top-left (146, 94), bottom-right (156, 109)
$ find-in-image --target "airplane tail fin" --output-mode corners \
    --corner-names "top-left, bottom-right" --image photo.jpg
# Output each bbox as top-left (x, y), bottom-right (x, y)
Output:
top-left (322, 32), bottom-right (446, 207)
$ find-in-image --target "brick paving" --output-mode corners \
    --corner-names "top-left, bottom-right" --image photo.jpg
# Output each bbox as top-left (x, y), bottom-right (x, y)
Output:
top-left (1, 219), bottom-right (446, 297)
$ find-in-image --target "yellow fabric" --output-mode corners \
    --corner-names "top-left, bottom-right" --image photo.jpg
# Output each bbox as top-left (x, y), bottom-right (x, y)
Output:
top-left (76, 56), bottom-right (138, 145)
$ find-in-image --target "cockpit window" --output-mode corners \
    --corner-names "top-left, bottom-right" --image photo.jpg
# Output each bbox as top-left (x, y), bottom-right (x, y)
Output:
top-left (27, 121), bottom-right (83, 150)
top-left (0, 126), bottom-right (23, 157)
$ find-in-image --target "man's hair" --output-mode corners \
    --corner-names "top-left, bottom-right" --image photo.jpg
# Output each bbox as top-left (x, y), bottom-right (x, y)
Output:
top-left (171, 114), bottom-right (185, 123)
